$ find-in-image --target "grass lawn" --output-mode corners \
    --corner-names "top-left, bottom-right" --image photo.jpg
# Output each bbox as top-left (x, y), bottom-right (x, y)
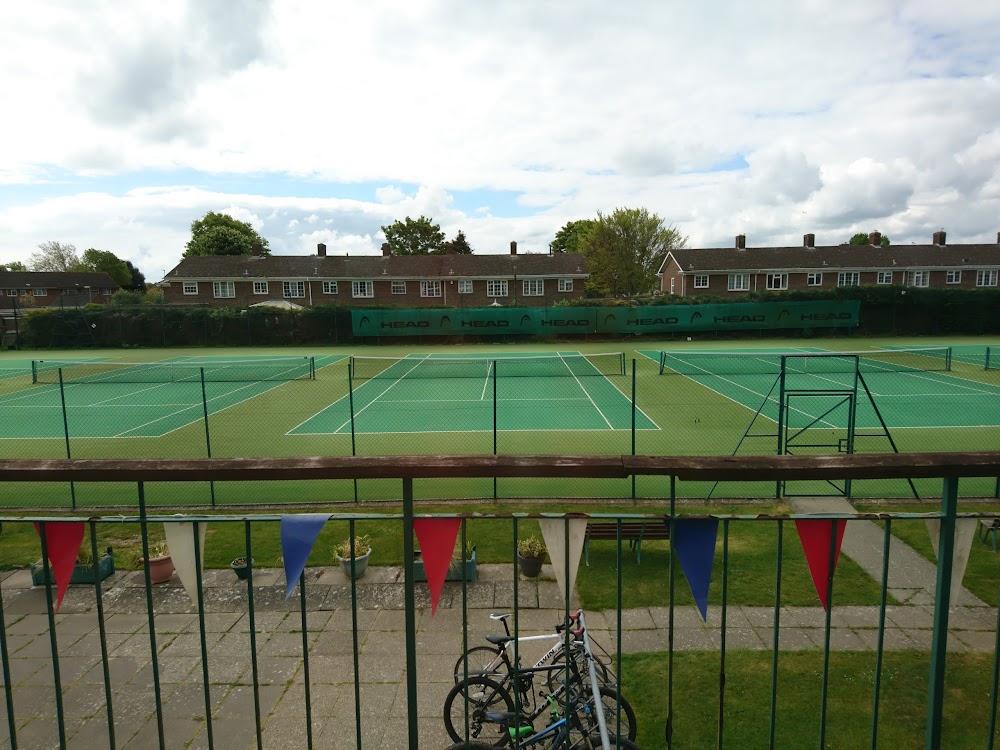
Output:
top-left (621, 649), bottom-right (1000, 749)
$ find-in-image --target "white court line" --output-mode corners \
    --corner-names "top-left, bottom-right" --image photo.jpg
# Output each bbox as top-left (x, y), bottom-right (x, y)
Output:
top-left (330, 355), bottom-right (432, 433)
top-left (481, 361), bottom-right (492, 401)
top-left (557, 353), bottom-right (614, 429)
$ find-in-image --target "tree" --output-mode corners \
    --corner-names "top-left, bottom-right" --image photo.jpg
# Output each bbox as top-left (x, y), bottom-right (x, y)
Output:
top-left (380, 216), bottom-right (445, 255)
top-left (579, 208), bottom-right (686, 297)
top-left (443, 229), bottom-right (473, 254)
top-left (184, 211), bottom-right (270, 257)
top-left (849, 232), bottom-right (890, 247)
top-left (30, 241), bottom-right (81, 272)
top-left (124, 260), bottom-right (147, 291)
top-left (79, 248), bottom-right (131, 287)
top-left (0, 261), bottom-right (28, 272)
top-left (549, 219), bottom-right (596, 254)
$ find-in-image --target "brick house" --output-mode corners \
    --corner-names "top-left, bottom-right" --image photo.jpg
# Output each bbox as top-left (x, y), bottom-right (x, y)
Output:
top-left (658, 231), bottom-right (1000, 297)
top-left (159, 242), bottom-right (589, 308)
top-left (0, 271), bottom-right (119, 311)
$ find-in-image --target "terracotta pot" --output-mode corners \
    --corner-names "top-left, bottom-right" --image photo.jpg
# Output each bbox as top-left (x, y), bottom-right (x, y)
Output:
top-left (147, 555), bottom-right (174, 584)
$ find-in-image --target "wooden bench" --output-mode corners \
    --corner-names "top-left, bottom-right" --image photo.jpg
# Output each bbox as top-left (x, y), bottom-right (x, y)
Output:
top-left (980, 519), bottom-right (998, 552)
top-left (584, 521), bottom-right (670, 565)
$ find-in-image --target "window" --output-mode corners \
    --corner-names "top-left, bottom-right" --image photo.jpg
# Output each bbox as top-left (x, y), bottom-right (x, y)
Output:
top-left (63, 288), bottom-right (77, 295)
top-left (102, 288), bottom-right (113, 296)
top-left (977, 270), bottom-right (999, 287)
top-left (558, 279), bottom-right (573, 292)
top-left (487, 280), bottom-right (508, 297)
top-left (765, 273), bottom-right (788, 290)
top-left (693, 275), bottom-right (709, 289)
top-left (727, 273), bottom-right (749, 291)
top-left (322, 281), bottom-right (338, 295)
top-left (391, 281), bottom-right (406, 295)
top-left (837, 272), bottom-right (860, 287)
top-left (906, 271), bottom-right (929, 288)
top-left (458, 280), bottom-right (473, 294)
top-left (182, 282), bottom-right (198, 295)
top-left (5, 289), bottom-right (16, 296)
top-left (946, 270), bottom-right (961, 284)
top-left (876, 272), bottom-right (893, 285)
top-left (213, 281), bottom-right (235, 298)
top-left (523, 279), bottom-right (544, 296)
top-left (352, 280), bottom-right (374, 298)
top-left (420, 280), bottom-right (441, 297)
top-left (670, 278), bottom-right (675, 294)
top-left (32, 288), bottom-right (47, 296)
top-left (807, 273), bottom-right (823, 287)
top-left (283, 281), bottom-right (305, 298)
top-left (253, 281), bottom-right (268, 295)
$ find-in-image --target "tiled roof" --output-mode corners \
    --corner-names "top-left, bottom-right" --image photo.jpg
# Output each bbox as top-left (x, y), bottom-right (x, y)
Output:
top-left (162, 252), bottom-right (589, 280)
top-left (665, 244), bottom-right (1000, 273)
top-left (0, 271), bottom-right (119, 287)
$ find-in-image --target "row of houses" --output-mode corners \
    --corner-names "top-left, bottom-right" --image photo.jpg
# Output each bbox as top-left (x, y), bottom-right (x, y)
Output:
top-left (658, 231), bottom-right (1000, 296)
top-left (0, 272), bottom-right (119, 310)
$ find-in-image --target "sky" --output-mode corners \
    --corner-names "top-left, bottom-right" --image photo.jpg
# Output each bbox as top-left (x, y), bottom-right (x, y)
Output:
top-left (1, 0), bottom-right (999, 281)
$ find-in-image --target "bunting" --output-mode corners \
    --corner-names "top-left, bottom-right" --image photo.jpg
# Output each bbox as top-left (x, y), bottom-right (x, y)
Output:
top-left (163, 521), bottom-right (207, 606)
top-left (925, 518), bottom-right (979, 604)
top-left (280, 514), bottom-right (331, 600)
top-left (671, 519), bottom-right (718, 622)
top-left (795, 519), bottom-right (847, 610)
top-left (413, 519), bottom-right (461, 615)
top-left (539, 519), bottom-right (588, 604)
top-left (34, 522), bottom-right (85, 612)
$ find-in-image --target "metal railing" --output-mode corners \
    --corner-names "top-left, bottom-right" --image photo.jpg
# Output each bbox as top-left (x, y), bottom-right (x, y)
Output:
top-left (1, 452), bottom-right (1000, 749)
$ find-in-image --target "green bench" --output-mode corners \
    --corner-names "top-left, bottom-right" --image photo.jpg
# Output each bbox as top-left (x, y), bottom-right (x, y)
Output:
top-left (584, 521), bottom-right (670, 565)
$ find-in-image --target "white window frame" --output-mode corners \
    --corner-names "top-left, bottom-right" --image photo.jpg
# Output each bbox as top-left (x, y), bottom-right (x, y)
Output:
top-left (487, 280), bottom-right (508, 297)
top-left (876, 272), bottom-right (893, 285)
top-left (391, 281), bottom-right (407, 295)
top-left (457, 280), bottom-right (473, 294)
top-left (63, 288), bottom-right (77, 295)
top-left (670, 278), bottom-right (676, 294)
top-left (182, 282), bottom-right (198, 295)
top-left (102, 288), bottom-right (113, 296)
top-left (977, 270), bottom-right (999, 287)
top-left (282, 281), bottom-right (305, 298)
top-left (322, 281), bottom-right (338, 295)
top-left (523, 279), bottom-right (544, 296)
top-left (727, 273), bottom-right (749, 291)
top-left (32, 288), bottom-right (47, 297)
top-left (946, 270), bottom-right (961, 285)
top-left (420, 280), bottom-right (442, 297)
top-left (837, 272), bottom-right (860, 287)
top-left (693, 275), bottom-right (709, 289)
top-left (765, 273), bottom-right (788, 291)
top-left (906, 271), bottom-right (929, 288)
top-left (253, 281), bottom-right (268, 295)
top-left (558, 279), bottom-right (573, 292)
top-left (6, 289), bottom-right (17, 297)
top-left (213, 281), bottom-right (235, 299)
top-left (352, 280), bottom-right (374, 298)
top-left (806, 273), bottom-right (823, 287)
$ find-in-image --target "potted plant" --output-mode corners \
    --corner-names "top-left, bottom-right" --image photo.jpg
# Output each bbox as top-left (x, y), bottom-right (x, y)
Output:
top-left (31, 545), bottom-right (115, 586)
top-left (335, 535), bottom-right (371, 579)
top-left (413, 541), bottom-right (477, 583)
top-left (517, 536), bottom-right (546, 578)
top-left (142, 542), bottom-right (174, 584)
top-left (230, 557), bottom-right (254, 581)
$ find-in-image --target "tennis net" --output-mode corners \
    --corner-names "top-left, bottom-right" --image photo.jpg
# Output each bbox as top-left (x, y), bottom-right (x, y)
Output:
top-left (350, 352), bottom-right (626, 380)
top-left (658, 347), bottom-right (952, 376)
top-left (32, 357), bottom-right (315, 385)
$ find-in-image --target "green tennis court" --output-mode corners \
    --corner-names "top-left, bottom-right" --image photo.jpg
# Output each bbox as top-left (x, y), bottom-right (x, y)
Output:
top-left (0, 355), bottom-right (345, 439)
top-left (638, 347), bottom-right (1000, 429)
top-left (290, 351), bottom-right (659, 435)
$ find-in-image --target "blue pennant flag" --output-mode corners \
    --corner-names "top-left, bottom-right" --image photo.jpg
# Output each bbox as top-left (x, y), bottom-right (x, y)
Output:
top-left (281, 514), bottom-right (331, 600)
top-left (670, 519), bottom-right (719, 622)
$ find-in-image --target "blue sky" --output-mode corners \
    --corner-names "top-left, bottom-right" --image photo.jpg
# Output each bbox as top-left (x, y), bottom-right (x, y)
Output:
top-left (1, 1), bottom-right (999, 279)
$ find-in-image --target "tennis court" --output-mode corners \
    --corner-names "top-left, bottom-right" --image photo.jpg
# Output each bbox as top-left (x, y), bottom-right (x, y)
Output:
top-left (0, 355), bottom-right (345, 440)
top-left (290, 351), bottom-right (659, 435)
top-left (638, 347), bottom-right (1000, 430)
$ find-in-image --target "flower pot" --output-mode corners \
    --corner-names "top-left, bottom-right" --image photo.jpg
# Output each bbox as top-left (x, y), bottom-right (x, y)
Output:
top-left (336, 549), bottom-right (371, 579)
top-left (517, 553), bottom-right (544, 578)
top-left (146, 555), bottom-right (174, 584)
top-left (230, 558), bottom-right (254, 581)
top-left (31, 552), bottom-right (115, 586)
top-left (413, 546), bottom-right (477, 582)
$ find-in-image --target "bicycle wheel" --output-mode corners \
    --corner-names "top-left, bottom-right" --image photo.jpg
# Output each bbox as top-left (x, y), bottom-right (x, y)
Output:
top-left (454, 645), bottom-right (504, 684)
top-left (544, 647), bottom-right (612, 693)
top-left (577, 686), bottom-right (637, 742)
top-left (443, 675), bottom-right (516, 747)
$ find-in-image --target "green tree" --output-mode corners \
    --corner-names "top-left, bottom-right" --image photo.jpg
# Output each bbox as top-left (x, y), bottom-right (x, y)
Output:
top-left (549, 219), bottom-right (596, 254)
top-left (79, 248), bottom-right (131, 287)
top-left (849, 231), bottom-right (890, 246)
top-left (30, 241), bottom-right (81, 272)
top-left (381, 216), bottom-right (445, 255)
top-left (0, 261), bottom-right (28, 272)
top-left (579, 208), bottom-right (686, 297)
top-left (184, 211), bottom-right (270, 257)
top-left (124, 260), bottom-right (147, 291)
top-left (442, 229), bottom-right (473, 254)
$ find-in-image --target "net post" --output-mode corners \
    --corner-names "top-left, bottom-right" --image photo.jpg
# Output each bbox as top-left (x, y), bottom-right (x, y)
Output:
top-left (945, 347), bottom-right (952, 371)
top-left (986, 346), bottom-right (991, 371)
top-left (309, 355), bottom-right (316, 379)
top-left (31, 359), bottom-right (37, 384)
top-left (659, 351), bottom-right (666, 375)
top-left (200, 368), bottom-right (215, 506)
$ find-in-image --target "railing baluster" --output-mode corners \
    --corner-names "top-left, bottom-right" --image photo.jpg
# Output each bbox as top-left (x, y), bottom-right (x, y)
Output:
top-left (350, 518), bottom-right (362, 750)
top-left (718, 518), bottom-right (729, 750)
top-left (988, 575), bottom-right (1000, 750)
top-left (192, 523), bottom-right (214, 749)
top-left (38, 522), bottom-right (67, 748)
top-left (137, 482), bottom-right (166, 750)
top-left (89, 521), bottom-right (116, 750)
top-left (665, 475), bottom-right (676, 749)
top-left (0, 564), bottom-right (18, 750)
top-left (401, 477), bottom-right (419, 749)
top-left (299, 570), bottom-right (313, 750)
top-left (818, 519), bottom-right (838, 748)
top-left (768, 519), bottom-right (783, 750)
top-left (244, 521), bottom-right (264, 749)
top-left (870, 518), bottom-right (891, 750)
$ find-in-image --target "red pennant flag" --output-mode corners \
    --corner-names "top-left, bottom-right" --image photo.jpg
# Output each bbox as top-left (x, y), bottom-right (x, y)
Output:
top-left (795, 519), bottom-right (847, 610)
top-left (34, 522), bottom-right (86, 612)
top-left (413, 519), bottom-right (461, 615)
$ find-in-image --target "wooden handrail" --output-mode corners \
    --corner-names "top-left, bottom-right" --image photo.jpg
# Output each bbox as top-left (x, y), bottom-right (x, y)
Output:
top-left (0, 452), bottom-right (998, 483)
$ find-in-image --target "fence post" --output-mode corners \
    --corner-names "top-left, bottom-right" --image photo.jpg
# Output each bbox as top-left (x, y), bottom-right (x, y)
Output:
top-left (631, 358), bottom-right (636, 499)
top-left (57, 369), bottom-right (76, 509)
top-left (348, 359), bottom-right (358, 503)
top-left (200, 368), bottom-right (215, 506)
top-left (926, 476), bottom-right (959, 748)
top-left (493, 359), bottom-right (498, 500)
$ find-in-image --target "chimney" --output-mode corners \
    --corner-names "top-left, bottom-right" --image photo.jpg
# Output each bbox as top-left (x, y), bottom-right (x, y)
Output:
top-left (317, 243), bottom-right (327, 257)
top-left (803, 233), bottom-right (815, 248)
top-left (735, 234), bottom-right (746, 250)
top-left (510, 241), bottom-right (518, 255)
top-left (251, 242), bottom-right (263, 257)
top-left (869, 231), bottom-right (882, 246)
top-left (381, 243), bottom-right (391, 257)
top-left (932, 230), bottom-right (946, 246)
